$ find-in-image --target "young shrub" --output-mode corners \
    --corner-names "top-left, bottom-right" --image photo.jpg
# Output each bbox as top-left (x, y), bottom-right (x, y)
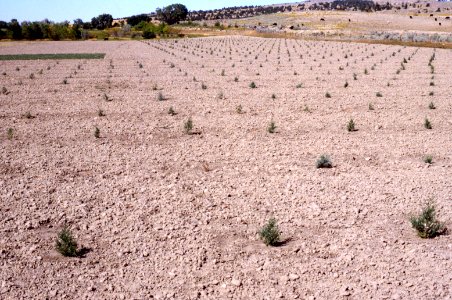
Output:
top-left (364, 68), bottom-right (368, 75)
top-left (221, 69), bottom-right (225, 76)
top-left (201, 83), bottom-right (207, 90)
top-left (428, 101), bottom-right (436, 109)
top-left (347, 119), bottom-right (356, 132)
top-left (24, 112), bottom-right (35, 119)
top-left (410, 202), bottom-right (446, 238)
top-left (94, 127), bottom-right (100, 138)
top-left (249, 82), bottom-right (257, 89)
top-left (424, 118), bottom-right (432, 129)
top-left (157, 92), bottom-right (165, 101)
top-left (168, 107), bottom-right (177, 116)
top-left (368, 103), bottom-right (374, 111)
top-left (1, 87), bottom-right (8, 95)
top-left (296, 83), bottom-right (302, 88)
top-left (344, 81), bottom-right (349, 88)
top-left (62, 79), bottom-right (68, 84)
top-left (103, 93), bottom-right (111, 102)
top-left (267, 121), bottom-right (277, 133)
top-left (152, 84), bottom-right (158, 90)
top-left (234, 76), bottom-right (239, 82)
top-left (316, 155), bottom-right (332, 168)
top-left (236, 105), bottom-right (243, 114)
top-left (29, 73), bottom-right (35, 79)
top-left (271, 94), bottom-right (276, 99)
top-left (429, 91), bottom-right (434, 96)
top-left (325, 92), bottom-right (331, 98)
top-left (7, 128), bottom-right (14, 140)
top-left (55, 226), bottom-right (78, 257)
top-left (184, 117), bottom-right (193, 134)
top-left (259, 218), bottom-right (280, 246)
top-left (353, 73), bottom-right (357, 80)
top-left (424, 155), bottom-right (433, 164)
top-left (376, 92), bottom-right (383, 97)
top-left (98, 109), bottom-right (105, 117)
top-left (430, 81), bottom-right (434, 86)
top-left (217, 91), bottom-right (225, 100)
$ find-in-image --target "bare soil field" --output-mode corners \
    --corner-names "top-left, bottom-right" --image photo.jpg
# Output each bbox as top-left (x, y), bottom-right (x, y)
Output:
top-left (0, 38), bottom-right (451, 299)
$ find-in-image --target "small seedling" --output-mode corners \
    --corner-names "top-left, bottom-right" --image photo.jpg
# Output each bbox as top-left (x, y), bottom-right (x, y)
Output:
top-left (152, 84), bottom-right (158, 90)
top-left (184, 117), bottom-right (193, 134)
top-left (2, 87), bottom-right (8, 95)
top-left (98, 109), bottom-right (105, 117)
top-left (296, 83), bottom-right (302, 88)
top-left (424, 155), bottom-right (433, 164)
top-left (24, 112), bottom-right (35, 119)
top-left (201, 83), bottom-right (207, 90)
top-left (376, 92), bottom-right (382, 97)
top-left (221, 69), bottom-right (225, 76)
top-left (267, 121), bottom-right (277, 133)
top-left (430, 82), bottom-right (434, 86)
top-left (271, 94), bottom-right (276, 99)
top-left (234, 77), bottom-right (239, 82)
top-left (168, 107), bottom-right (177, 116)
top-left (236, 105), bottom-right (243, 114)
top-left (249, 82), bottom-right (256, 89)
top-left (364, 68), bottom-right (368, 75)
top-left (29, 73), bottom-right (35, 79)
top-left (353, 73), bottom-right (357, 80)
top-left (325, 92), bottom-right (331, 98)
top-left (429, 91), bottom-right (434, 96)
top-left (424, 118), bottom-right (432, 129)
top-left (259, 218), bottom-right (280, 246)
top-left (347, 119), bottom-right (356, 132)
top-left (368, 103), bottom-right (374, 110)
top-left (103, 94), bottom-right (111, 102)
top-left (217, 91), bottom-right (225, 99)
top-left (55, 226), bottom-right (78, 257)
top-left (62, 79), bottom-right (68, 84)
top-left (94, 127), bottom-right (100, 138)
top-left (428, 102), bottom-right (436, 109)
top-left (316, 155), bottom-right (332, 168)
top-left (344, 81), bottom-right (349, 88)
top-left (7, 128), bottom-right (14, 140)
top-left (410, 202), bottom-right (446, 238)
top-left (157, 92), bottom-right (165, 101)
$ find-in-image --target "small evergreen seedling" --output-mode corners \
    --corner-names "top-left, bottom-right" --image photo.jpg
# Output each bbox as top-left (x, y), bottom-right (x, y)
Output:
top-left (103, 93), bottom-right (111, 102)
top-left (424, 155), bottom-right (433, 164)
top-left (353, 73), bottom-right (357, 80)
top-left (259, 218), bottom-right (280, 246)
top-left (249, 82), bottom-right (256, 89)
top-left (428, 102), bottom-right (436, 109)
top-left (168, 107), bottom-right (176, 116)
top-left (94, 127), bottom-right (100, 138)
top-left (152, 84), bottom-right (158, 90)
top-left (55, 226), bottom-right (78, 257)
top-left (2, 87), bottom-right (8, 95)
top-left (296, 83), bottom-right (302, 88)
top-left (429, 91), bottom-right (434, 96)
top-left (98, 109), bottom-right (105, 117)
top-left (368, 103), bottom-right (374, 111)
top-left (236, 105), bottom-right (243, 114)
top-left (410, 202), bottom-right (446, 238)
top-left (267, 121), bottom-right (277, 133)
top-left (271, 94), bottom-right (276, 99)
top-left (201, 83), bottom-right (207, 90)
top-left (325, 92), bottom-right (331, 98)
top-left (424, 118), bottom-right (432, 129)
top-left (347, 119), bottom-right (356, 132)
top-left (364, 68), bottom-right (368, 75)
top-left (157, 92), bottom-right (165, 101)
top-left (184, 117), bottom-right (193, 134)
top-left (376, 92), bottom-right (382, 97)
top-left (234, 76), bottom-right (239, 82)
top-left (316, 155), bottom-right (332, 168)
top-left (344, 81), bottom-right (349, 88)
top-left (7, 128), bottom-right (14, 140)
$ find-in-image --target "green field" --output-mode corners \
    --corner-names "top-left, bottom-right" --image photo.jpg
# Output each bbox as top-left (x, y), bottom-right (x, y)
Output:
top-left (0, 53), bottom-right (106, 60)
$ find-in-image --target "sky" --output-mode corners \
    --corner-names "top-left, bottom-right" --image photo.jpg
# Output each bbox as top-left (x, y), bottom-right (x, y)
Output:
top-left (0, 0), bottom-right (299, 23)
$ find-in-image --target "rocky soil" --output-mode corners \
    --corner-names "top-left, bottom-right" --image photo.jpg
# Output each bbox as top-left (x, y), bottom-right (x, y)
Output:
top-left (0, 38), bottom-right (451, 299)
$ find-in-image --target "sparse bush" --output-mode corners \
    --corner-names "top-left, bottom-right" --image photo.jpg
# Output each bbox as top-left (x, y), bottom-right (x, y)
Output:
top-left (56, 226), bottom-right (78, 257)
top-left (316, 155), bottom-right (332, 168)
top-left (424, 118), bottom-right (432, 129)
top-left (424, 155), bottom-right (433, 164)
top-left (325, 92), bottom-right (331, 98)
top-left (94, 127), bottom-right (100, 138)
top-left (347, 119), bottom-right (356, 132)
top-left (249, 82), bottom-right (256, 89)
top-left (428, 102), bottom-right (436, 109)
top-left (267, 121), bottom-right (277, 133)
top-left (184, 117), bottom-right (193, 134)
top-left (259, 218), bottom-right (280, 246)
top-left (410, 202), bottom-right (446, 238)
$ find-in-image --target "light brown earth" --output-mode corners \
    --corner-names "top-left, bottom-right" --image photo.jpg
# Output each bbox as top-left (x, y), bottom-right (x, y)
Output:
top-left (0, 38), bottom-right (451, 299)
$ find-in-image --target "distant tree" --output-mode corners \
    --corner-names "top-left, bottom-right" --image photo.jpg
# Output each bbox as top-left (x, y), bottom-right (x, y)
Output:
top-left (127, 14), bottom-right (150, 26)
top-left (91, 14), bottom-right (113, 30)
top-left (73, 18), bottom-right (84, 26)
top-left (21, 21), bottom-right (43, 40)
top-left (9, 19), bottom-right (22, 40)
top-left (0, 21), bottom-right (7, 39)
top-left (156, 3), bottom-right (188, 25)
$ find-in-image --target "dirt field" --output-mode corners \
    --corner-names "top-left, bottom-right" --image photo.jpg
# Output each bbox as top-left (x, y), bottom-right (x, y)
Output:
top-left (0, 38), bottom-right (451, 299)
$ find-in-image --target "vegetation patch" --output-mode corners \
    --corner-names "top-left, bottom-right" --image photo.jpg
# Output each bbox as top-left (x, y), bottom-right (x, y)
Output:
top-left (0, 53), bottom-right (106, 61)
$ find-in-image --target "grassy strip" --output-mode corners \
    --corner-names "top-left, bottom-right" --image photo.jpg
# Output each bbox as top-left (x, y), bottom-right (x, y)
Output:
top-left (0, 53), bottom-right (106, 60)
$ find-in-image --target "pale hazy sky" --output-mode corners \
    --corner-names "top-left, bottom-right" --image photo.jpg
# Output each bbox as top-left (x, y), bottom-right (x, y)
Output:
top-left (0, 0), bottom-right (299, 22)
